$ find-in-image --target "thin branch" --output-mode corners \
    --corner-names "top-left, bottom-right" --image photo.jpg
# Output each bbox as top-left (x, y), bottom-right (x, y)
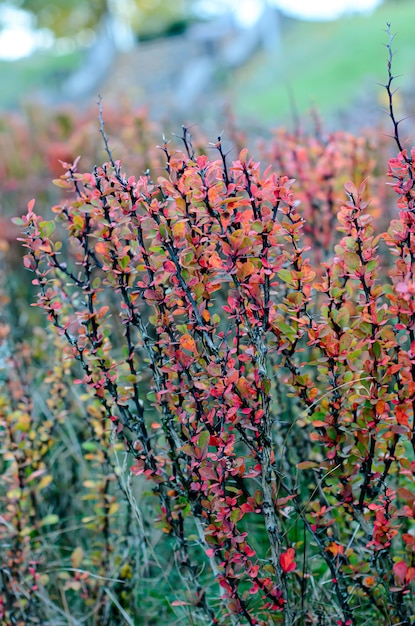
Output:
top-left (383, 24), bottom-right (411, 161)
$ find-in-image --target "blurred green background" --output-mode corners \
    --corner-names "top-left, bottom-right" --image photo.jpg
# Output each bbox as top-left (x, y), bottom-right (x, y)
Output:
top-left (0, 0), bottom-right (414, 129)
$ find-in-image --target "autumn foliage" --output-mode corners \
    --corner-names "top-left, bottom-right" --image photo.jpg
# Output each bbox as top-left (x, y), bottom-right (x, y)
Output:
top-left (2, 32), bottom-right (415, 626)
top-left (8, 122), bottom-right (413, 623)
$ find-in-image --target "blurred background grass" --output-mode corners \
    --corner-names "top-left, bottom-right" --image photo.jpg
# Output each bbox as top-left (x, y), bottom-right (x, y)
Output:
top-left (0, 49), bottom-right (82, 109)
top-left (0, 0), bottom-right (413, 130)
top-left (231, 0), bottom-right (415, 125)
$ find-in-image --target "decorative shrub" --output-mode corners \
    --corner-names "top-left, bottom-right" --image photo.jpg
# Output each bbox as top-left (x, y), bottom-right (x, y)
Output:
top-left (13, 111), bottom-right (415, 626)
top-left (3, 26), bottom-right (415, 626)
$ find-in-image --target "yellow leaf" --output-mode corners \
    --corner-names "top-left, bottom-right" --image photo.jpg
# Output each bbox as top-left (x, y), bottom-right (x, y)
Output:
top-left (13, 411), bottom-right (31, 432)
top-left (108, 502), bottom-right (120, 515)
top-left (65, 581), bottom-right (82, 591)
top-left (175, 198), bottom-right (186, 212)
top-left (38, 475), bottom-right (53, 491)
top-left (236, 260), bottom-right (255, 281)
top-left (41, 514), bottom-right (59, 526)
top-left (6, 488), bottom-right (22, 500)
top-left (120, 563), bottom-right (133, 579)
top-left (52, 179), bottom-right (72, 189)
top-left (71, 546), bottom-right (84, 569)
top-left (83, 480), bottom-right (97, 489)
top-left (173, 221), bottom-right (186, 238)
top-left (236, 376), bottom-right (252, 397)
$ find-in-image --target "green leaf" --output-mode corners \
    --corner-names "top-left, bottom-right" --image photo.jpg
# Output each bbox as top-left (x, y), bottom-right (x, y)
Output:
top-left (343, 371), bottom-right (354, 383)
top-left (181, 444), bottom-right (196, 458)
top-left (277, 269), bottom-right (294, 284)
top-left (336, 307), bottom-right (350, 328)
top-left (159, 223), bottom-right (168, 239)
top-left (344, 252), bottom-right (360, 270)
top-left (197, 430), bottom-right (210, 452)
top-left (251, 222), bottom-right (263, 233)
top-left (230, 508), bottom-right (241, 523)
top-left (81, 442), bottom-right (98, 452)
top-left (193, 282), bottom-right (205, 299)
top-left (278, 321), bottom-right (296, 339)
top-left (365, 259), bottom-right (377, 272)
top-left (41, 514), bottom-right (59, 526)
top-left (147, 391), bottom-right (156, 403)
top-left (343, 236), bottom-right (357, 251)
top-left (119, 255), bottom-right (129, 269)
top-left (262, 378), bottom-right (271, 394)
top-left (40, 220), bottom-right (55, 238)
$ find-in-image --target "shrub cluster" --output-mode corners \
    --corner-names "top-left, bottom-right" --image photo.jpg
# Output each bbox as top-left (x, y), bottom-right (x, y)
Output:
top-left (2, 33), bottom-right (415, 626)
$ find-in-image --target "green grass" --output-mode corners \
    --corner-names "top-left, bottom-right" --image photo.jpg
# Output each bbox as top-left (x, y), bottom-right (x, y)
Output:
top-left (230, 0), bottom-right (415, 125)
top-left (2, 0), bottom-right (414, 123)
top-left (0, 49), bottom-right (82, 109)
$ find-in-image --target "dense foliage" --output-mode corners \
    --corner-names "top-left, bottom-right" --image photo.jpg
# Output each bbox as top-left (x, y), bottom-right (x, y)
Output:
top-left (1, 33), bottom-right (415, 626)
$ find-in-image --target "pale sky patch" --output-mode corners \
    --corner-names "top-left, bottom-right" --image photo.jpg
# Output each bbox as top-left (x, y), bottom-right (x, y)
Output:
top-left (273, 0), bottom-right (382, 21)
top-left (0, 0), bottom-right (383, 61)
top-left (0, 4), bottom-right (53, 60)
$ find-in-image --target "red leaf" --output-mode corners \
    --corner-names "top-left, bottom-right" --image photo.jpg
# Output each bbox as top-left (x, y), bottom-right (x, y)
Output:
top-left (279, 548), bottom-right (296, 574)
top-left (23, 255), bottom-right (36, 270)
top-left (296, 461), bottom-right (319, 470)
top-left (393, 561), bottom-right (408, 584)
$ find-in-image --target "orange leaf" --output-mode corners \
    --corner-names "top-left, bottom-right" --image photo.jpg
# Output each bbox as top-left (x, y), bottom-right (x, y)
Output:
top-left (180, 334), bottom-right (197, 353)
top-left (326, 542), bottom-right (344, 557)
top-left (95, 241), bottom-right (107, 255)
top-left (396, 406), bottom-right (409, 426)
top-left (237, 260), bottom-right (255, 281)
top-left (375, 399), bottom-right (385, 415)
top-left (207, 251), bottom-right (223, 269)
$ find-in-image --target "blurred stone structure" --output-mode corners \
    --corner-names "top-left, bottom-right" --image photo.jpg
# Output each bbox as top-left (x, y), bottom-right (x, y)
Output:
top-left (56, 5), bottom-right (281, 118)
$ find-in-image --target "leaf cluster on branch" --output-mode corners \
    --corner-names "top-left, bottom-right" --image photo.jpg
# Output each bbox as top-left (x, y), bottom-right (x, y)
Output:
top-left (2, 24), bottom-right (415, 626)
